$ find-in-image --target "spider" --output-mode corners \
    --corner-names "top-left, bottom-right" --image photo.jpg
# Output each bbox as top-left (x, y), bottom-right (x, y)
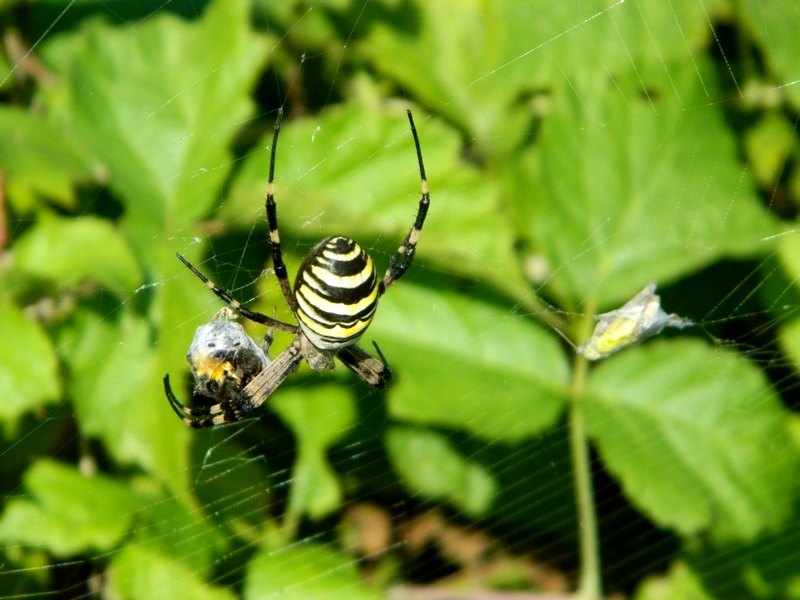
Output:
top-left (164, 109), bottom-right (430, 429)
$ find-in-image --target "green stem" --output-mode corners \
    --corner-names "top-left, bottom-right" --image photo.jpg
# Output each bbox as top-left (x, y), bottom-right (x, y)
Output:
top-left (570, 309), bottom-right (602, 600)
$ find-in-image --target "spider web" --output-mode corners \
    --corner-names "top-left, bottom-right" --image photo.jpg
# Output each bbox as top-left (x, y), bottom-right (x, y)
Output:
top-left (1, 1), bottom-right (799, 599)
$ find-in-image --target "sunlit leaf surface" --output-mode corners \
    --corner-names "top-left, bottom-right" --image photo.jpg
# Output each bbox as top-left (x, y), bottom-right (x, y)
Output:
top-left (374, 283), bottom-right (569, 442)
top-left (39, 0), bottom-right (268, 239)
top-left (534, 59), bottom-right (778, 307)
top-left (0, 300), bottom-right (60, 423)
top-left (245, 542), bottom-right (382, 600)
top-left (584, 339), bottom-right (797, 542)
top-left (272, 385), bottom-right (356, 520)
top-left (0, 460), bottom-right (146, 556)
top-left (387, 426), bottom-right (497, 517)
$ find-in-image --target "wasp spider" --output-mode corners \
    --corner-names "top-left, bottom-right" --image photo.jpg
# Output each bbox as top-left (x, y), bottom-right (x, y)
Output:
top-left (164, 109), bottom-right (430, 429)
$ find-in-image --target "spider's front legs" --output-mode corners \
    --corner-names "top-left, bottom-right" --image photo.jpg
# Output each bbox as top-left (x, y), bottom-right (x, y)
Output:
top-left (265, 108), bottom-right (296, 312)
top-left (175, 253), bottom-right (299, 334)
top-left (379, 110), bottom-right (431, 296)
top-left (163, 376), bottom-right (221, 429)
top-left (163, 375), bottom-right (261, 429)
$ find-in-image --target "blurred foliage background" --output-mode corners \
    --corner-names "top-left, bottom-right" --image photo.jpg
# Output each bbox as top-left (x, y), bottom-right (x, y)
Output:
top-left (1, 0), bottom-right (800, 598)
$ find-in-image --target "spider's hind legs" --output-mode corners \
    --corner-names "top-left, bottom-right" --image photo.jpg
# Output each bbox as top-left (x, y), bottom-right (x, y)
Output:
top-left (338, 343), bottom-right (393, 390)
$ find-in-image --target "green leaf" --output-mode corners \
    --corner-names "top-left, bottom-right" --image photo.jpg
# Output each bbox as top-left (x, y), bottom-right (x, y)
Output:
top-left (740, 0), bottom-right (800, 110)
top-left (634, 561), bottom-right (714, 600)
top-left (0, 299), bottom-right (60, 424)
top-left (583, 339), bottom-right (798, 542)
top-left (132, 496), bottom-right (229, 576)
top-left (386, 426), bottom-right (496, 517)
top-left (361, 1), bottom-right (540, 155)
top-left (245, 542), bottom-right (382, 600)
top-left (39, 0), bottom-right (268, 238)
top-left (13, 216), bottom-right (142, 298)
top-left (271, 385), bottom-right (355, 520)
top-left (0, 107), bottom-right (95, 212)
top-left (108, 545), bottom-right (235, 600)
top-left (362, 0), bottom-right (724, 157)
top-left (371, 283), bottom-right (569, 443)
top-left (223, 102), bottom-right (523, 293)
top-left (57, 307), bottom-right (188, 486)
top-left (534, 58), bottom-right (777, 307)
top-left (606, 0), bottom-right (728, 70)
top-left (0, 460), bottom-right (146, 556)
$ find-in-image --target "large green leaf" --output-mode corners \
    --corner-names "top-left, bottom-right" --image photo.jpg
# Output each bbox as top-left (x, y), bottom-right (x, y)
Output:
top-left (361, 0), bottom-right (724, 157)
top-left (13, 216), bottom-right (142, 298)
top-left (271, 385), bottom-right (356, 520)
top-left (634, 561), bottom-right (715, 600)
top-left (533, 58), bottom-right (777, 308)
top-left (38, 0), bottom-right (268, 240)
top-left (245, 542), bottom-right (381, 600)
top-left (57, 307), bottom-right (188, 487)
top-left (0, 460), bottom-right (146, 556)
top-left (223, 103), bottom-right (523, 293)
top-left (0, 106), bottom-right (96, 212)
top-left (583, 339), bottom-right (797, 542)
top-left (0, 299), bottom-right (60, 425)
top-left (131, 496), bottom-right (229, 576)
top-left (386, 426), bottom-right (496, 517)
top-left (108, 545), bottom-right (235, 600)
top-left (361, 0), bottom-right (543, 155)
top-left (372, 283), bottom-right (569, 442)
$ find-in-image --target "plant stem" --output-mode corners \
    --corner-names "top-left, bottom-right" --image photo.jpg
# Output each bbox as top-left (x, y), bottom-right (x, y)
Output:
top-left (569, 311), bottom-right (602, 600)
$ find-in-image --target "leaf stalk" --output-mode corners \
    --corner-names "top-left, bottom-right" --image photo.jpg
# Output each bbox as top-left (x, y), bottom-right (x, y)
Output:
top-left (569, 307), bottom-right (602, 600)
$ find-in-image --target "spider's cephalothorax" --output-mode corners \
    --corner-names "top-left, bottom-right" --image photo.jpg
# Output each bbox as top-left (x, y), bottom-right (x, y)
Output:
top-left (164, 109), bottom-right (430, 429)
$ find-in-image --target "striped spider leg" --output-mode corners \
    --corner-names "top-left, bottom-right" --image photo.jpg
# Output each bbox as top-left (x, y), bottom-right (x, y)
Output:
top-left (164, 109), bottom-right (430, 428)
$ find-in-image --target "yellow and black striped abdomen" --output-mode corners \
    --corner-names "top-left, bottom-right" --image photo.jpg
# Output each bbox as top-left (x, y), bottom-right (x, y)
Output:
top-left (294, 236), bottom-right (379, 350)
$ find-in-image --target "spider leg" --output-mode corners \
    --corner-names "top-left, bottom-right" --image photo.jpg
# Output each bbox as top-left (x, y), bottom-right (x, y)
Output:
top-left (164, 375), bottom-right (249, 429)
top-left (175, 253), bottom-right (299, 334)
top-left (260, 306), bottom-right (278, 356)
top-left (163, 375), bottom-right (221, 429)
top-left (379, 110), bottom-right (430, 296)
top-left (338, 342), bottom-right (393, 390)
top-left (265, 108), bottom-right (298, 312)
top-left (236, 337), bottom-right (304, 414)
